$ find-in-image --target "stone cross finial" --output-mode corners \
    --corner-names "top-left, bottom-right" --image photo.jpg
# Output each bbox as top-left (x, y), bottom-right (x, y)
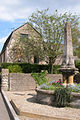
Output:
top-left (62, 22), bottom-right (75, 68)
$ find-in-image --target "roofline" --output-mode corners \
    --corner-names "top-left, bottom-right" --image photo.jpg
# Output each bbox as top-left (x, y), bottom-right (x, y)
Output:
top-left (1, 22), bottom-right (42, 54)
top-left (1, 32), bottom-right (13, 54)
top-left (27, 22), bottom-right (42, 37)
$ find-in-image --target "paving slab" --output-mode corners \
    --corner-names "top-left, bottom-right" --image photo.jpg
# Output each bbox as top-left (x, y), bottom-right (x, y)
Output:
top-left (5, 91), bottom-right (80, 120)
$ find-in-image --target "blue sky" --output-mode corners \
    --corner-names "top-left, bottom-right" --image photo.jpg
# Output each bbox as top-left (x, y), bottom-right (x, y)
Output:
top-left (0, 0), bottom-right (80, 51)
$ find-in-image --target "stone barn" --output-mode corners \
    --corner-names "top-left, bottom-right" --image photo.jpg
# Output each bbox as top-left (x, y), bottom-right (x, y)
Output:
top-left (0, 22), bottom-right (43, 64)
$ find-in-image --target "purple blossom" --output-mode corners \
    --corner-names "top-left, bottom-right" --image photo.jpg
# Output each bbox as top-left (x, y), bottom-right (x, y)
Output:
top-left (40, 83), bottom-right (50, 89)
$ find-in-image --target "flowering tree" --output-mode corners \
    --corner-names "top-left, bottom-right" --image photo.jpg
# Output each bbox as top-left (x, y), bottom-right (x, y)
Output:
top-left (29, 9), bottom-right (80, 73)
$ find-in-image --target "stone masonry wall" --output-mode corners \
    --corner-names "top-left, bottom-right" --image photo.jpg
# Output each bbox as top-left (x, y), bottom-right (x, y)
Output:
top-left (1, 69), bottom-right (62, 91)
top-left (47, 74), bottom-right (62, 82)
top-left (6, 23), bottom-right (42, 63)
top-left (9, 73), bottom-right (62, 91)
top-left (9, 73), bottom-right (36, 91)
top-left (1, 69), bottom-right (9, 91)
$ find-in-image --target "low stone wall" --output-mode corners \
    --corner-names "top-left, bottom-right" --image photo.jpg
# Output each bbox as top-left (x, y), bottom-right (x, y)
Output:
top-left (36, 88), bottom-right (55, 105)
top-left (9, 73), bottom-right (36, 91)
top-left (36, 88), bottom-right (80, 108)
top-left (9, 73), bottom-right (62, 91)
top-left (46, 74), bottom-right (62, 82)
top-left (1, 69), bottom-right (62, 91)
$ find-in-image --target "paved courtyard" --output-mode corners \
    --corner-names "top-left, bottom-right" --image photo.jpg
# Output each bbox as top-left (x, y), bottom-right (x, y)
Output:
top-left (5, 91), bottom-right (80, 120)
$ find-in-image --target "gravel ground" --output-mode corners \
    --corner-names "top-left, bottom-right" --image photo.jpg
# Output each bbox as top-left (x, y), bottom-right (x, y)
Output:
top-left (5, 91), bottom-right (80, 120)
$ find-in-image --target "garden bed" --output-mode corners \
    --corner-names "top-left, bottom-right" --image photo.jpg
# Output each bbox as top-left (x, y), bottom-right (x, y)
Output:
top-left (32, 71), bottom-right (80, 108)
top-left (36, 88), bottom-right (80, 108)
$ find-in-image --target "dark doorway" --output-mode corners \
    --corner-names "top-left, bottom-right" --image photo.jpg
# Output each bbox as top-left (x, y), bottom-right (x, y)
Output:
top-left (34, 56), bottom-right (39, 64)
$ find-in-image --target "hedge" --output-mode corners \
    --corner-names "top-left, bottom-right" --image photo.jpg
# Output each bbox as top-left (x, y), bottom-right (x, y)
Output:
top-left (1, 60), bottom-right (80, 73)
top-left (1, 63), bottom-right (49, 73)
top-left (1, 63), bottom-right (61, 73)
top-left (8, 65), bottom-right (22, 73)
top-left (75, 60), bottom-right (80, 72)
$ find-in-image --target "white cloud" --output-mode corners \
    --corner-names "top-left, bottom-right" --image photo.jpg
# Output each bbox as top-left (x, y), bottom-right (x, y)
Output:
top-left (59, 4), bottom-right (80, 15)
top-left (0, 0), bottom-right (34, 21)
top-left (0, 7), bottom-right (33, 21)
top-left (0, 36), bottom-right (7, 44)
top-left (0, 0), bottom-right (80, 21)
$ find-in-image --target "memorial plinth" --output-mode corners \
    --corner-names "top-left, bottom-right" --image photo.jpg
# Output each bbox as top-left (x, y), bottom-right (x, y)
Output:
top-left (59, 67), bottom-right (77, 85)
top-left (59, 22), bottom-right (78, 85)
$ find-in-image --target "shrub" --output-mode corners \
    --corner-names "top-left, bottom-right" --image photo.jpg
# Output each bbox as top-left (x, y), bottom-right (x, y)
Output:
top-left (53, 65), bottom-right (61, 74)
top-left (1, 63), bottom-right (49, 73)
top-left (8, 65), bottom-right (22, 73)
top-left (21, 63), bottom-right (41, 73)
top-left (1, 63), bottom-right (14, 68)
top-left (54, 87), bottom-right (72, 107)
top-left (75, 60), bottom-right (80, 72)
top-left (74, 73), bottom-right (80, 83)
top-left (31, 71), bottom-right (48, 85)
top-left (1, 63), bottom-right (62, 74)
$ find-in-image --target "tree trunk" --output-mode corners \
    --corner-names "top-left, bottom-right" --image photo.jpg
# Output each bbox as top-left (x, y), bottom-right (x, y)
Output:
top-left (49, 57), bottom-right (53, 74)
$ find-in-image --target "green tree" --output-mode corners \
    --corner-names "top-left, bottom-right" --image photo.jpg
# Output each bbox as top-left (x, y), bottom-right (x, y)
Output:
top-left (21, 32), bottom-right (44, 63)
top-left (74, 42), bottom-right (80, 58)
top-left (29, 9), bottom-right (80, 73)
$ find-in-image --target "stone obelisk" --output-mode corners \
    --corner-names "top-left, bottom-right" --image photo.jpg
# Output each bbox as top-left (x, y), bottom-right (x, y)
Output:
top-left (62, 22), bottom-right (75, 68)
top-left (59, 22), bottom-right (78, 85)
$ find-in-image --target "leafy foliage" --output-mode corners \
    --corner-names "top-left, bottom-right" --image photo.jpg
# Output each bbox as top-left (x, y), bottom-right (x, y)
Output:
top-left (8, 65), bottom-right (22, 73)
top-left (8, 33), bottom-right (26, 62)
top-left (1, 63), bottom-right (49, 73)
top-left (29, 9), bottom-right (80, 73)
top-left (51, 79), bottom-right (63, 87)
top-left (54, 87), bottom-right (72, 107)
top-left (21, 27), bottom-right (44, 63)
top-left (74, 73), bottom-right (80, 83)
top-left (40, 79), bottom-right (63, 90)
top-left (31, 71), bottom-right (48, 85)
top-left (75, 60), bottom-right (80, 72)
top-left (52, 65), bottom-right (61, 74)
top-left (1, 63), bottom-right (61, 74)
top-left (71, 84), bottom-right (80, 92)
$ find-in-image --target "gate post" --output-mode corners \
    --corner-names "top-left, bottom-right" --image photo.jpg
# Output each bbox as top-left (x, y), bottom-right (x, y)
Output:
top-left (1, 69), bottom-right (9, 91)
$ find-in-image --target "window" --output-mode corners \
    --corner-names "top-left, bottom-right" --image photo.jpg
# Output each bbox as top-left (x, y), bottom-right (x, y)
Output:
top-left (20, 34), bottom-right (28, 40)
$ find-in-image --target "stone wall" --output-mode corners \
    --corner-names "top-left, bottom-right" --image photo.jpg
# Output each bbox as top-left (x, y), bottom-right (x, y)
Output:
top-left (36, 88), bottom-right (80, 108)
top-left (1, 69), bottom-right (9, 91)
top-left (9, 73), bottom-right (62, 91)
top-left (9, 73), bottom-right (36, 91)
top-left (1, 69), bottom-right (62, 91)
top-left (47, 74), bottom-right (62, 82)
